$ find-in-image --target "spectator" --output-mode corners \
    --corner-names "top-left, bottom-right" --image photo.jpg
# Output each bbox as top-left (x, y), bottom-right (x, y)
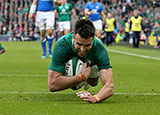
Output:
top-left (104, 12), bottom-right (117, 46)
top-left (130, 10), bottom-right (143, 48)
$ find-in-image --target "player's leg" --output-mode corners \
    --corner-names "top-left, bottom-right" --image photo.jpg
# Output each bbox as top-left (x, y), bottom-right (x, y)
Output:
top-left (0, 42), bottom-right (5, 55)
top-left (36, 12), bottom-right (47, 58)
top-left (93, 20), bottom-right (102, 40)
top-left (46, 12), bottom-right (55, 58)
top-left (64, 21), bottom-right (71, 35)
top-left (40, 31), bottom-right (47, 58)
top-left (58, 22), bottom-right (65, 36)
top-left (47, 28), bottom-right (54, 58)
top-left (96, 29), bottom-right (102, 40)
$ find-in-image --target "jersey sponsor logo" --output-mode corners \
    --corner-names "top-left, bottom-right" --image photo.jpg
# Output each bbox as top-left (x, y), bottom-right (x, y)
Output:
top-left (96, 6), bottom-right (99, 9)
top-left (92, 9), bottom-right (98, 14)
top-left (65, 6), bottom-right (69, 9)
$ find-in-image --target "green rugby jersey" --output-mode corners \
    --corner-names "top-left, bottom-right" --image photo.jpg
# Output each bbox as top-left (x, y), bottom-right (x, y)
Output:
top-left (56, 3), bottom-right (72, 21)
top-left (49, 32), bottom-right (112, 74)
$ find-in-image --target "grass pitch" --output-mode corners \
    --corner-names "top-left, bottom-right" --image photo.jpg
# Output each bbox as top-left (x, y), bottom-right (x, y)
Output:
top-left (0, 41), bottom-right (160, 115)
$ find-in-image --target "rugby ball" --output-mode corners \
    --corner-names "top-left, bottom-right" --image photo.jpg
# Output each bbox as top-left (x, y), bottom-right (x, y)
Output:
top-left (65, 57), bottom-right (85, 90)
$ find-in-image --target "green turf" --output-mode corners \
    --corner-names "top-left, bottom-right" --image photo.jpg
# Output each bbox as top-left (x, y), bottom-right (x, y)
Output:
top-left (0, 41), bottom-right (160, 115)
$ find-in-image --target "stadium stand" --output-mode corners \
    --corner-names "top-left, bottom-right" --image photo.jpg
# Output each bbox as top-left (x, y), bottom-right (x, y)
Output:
top-left (0, 0), bottom-right (159, 47)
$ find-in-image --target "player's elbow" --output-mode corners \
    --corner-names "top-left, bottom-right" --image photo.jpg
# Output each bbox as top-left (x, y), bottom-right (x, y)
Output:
top-left (110, 86), bottom-right (114, 96)
top-left (48, 81), bottom-right (58, 92)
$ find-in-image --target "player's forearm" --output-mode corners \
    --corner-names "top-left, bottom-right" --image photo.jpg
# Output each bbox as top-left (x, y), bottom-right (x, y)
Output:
top-left (101, 12), bottom-right (106, 24)
top-left (72, 10), bottom-right (78, 21)
top-left (95, 83), bottom-right (114, 102)
top-left (29, 0), bottom-right (38, 14)
top-left (95, 68), bottom-right (114, 102)
top-left (48, 70), bottom-right (86, 91)
top-left (49, 76), bottom-right (77, 91)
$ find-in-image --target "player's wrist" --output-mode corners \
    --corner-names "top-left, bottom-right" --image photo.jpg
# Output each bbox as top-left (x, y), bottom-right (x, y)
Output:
top-left (93, 95), bottom-right (100, 103)
top-left (29, 4), bottom-right (37, 14)
top-left (76, 74), bottom-right (87, 83)
top-left (87, 12), bottom-right (91, 15)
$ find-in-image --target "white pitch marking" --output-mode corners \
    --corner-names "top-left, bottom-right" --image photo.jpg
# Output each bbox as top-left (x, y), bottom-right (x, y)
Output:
top-left (0, 92), bottom-right (160, 95)
top-left (0, 74), bottom-right (47, 77)
top-left (108, 49), bottom-right (160, 61)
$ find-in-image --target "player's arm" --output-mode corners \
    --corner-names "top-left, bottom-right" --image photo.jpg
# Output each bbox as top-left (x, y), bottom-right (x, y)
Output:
top-left (94, 68), bottom-right (114, 102)
top-left (71, 9), bottom-right (78, 21)
top-left (48, 63), bottom-right (91, 92)
top-left (84, 8), bottom-right (93, 18)
top-left (77, 68), bottom-right (114, 103)
top-left (101, 11), bottom-right (106, 24)
top-left (29, 0), bottom-right (38, 19)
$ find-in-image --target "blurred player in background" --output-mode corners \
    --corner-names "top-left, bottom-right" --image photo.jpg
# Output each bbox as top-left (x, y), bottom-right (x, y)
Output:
top-left (0, 42), bottom-right (5, 55)
top-left (29, 0), bottom-right (62, 58)
top-left (55, 0), bottom-right (78, 36)
top-left (48, 19), bottom-right (114, 103)
top-left (130, 10), bottom-right (143, 48)
top-left (85, 0), bottom-right (106, 40)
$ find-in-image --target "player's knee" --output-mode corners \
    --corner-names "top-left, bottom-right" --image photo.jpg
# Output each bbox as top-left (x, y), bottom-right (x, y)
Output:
top-left (47, 29), bottom-right (53, 36)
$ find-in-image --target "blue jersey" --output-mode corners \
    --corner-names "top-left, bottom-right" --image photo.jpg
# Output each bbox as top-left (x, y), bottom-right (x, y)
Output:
top-left (37, 0), bottom-right (54, 11)
top-left (85, 2), bottom-right (103, 21)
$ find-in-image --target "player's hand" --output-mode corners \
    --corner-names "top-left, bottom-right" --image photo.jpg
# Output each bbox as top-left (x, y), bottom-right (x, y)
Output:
top-left (82, 63), bottom-right (91, 80)
top-left (29, 14), bottom-right (34, 20)
top-left (76, 91), bottom-right (97, 103)
top-left (90, 11), bottom-right (94, 15)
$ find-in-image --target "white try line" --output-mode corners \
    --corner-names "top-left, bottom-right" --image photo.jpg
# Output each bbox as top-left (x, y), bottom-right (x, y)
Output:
top-left (0, 91), bottom-right (160, 95)
top-left (0, 74), bottom-right (47, 77)
top-left (108, 49), bottom-right (160, 61)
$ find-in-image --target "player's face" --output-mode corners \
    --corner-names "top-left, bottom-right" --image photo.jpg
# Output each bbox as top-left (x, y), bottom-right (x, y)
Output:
top-left (74, 34), bottom-right (94, 57)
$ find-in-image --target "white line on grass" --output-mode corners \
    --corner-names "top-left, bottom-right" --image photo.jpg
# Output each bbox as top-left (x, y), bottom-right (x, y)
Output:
top-left (0, 91), bottom-right (160, 95)
top-left (0, 74), bottom-right (47, 77)
top-left (108, 49), bottom-right (160, 61)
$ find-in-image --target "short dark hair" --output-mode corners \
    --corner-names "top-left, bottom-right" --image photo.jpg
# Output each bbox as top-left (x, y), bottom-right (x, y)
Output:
top-left (74, 19), bottom-right (95, 39)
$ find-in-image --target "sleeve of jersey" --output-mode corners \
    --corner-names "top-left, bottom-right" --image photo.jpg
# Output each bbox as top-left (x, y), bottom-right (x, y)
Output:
top-left (48, 40), bottom-right (68, 74)
top-left (69, 3), bottom-right (72, 10)
top-left (95, 45), bottom-right (112, 71)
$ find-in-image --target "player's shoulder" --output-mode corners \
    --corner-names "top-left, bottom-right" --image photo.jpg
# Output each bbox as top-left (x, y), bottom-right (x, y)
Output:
top-left (96, 2), bottom-right (103, 6)
top-left (86, 2), bottom-right (92, 6)
top-left (66, 2), bottom-right (71, 5)
top-left (93, 37), bottom-right (105, 49)
top-left (56, 32), bottom-right (73, 46)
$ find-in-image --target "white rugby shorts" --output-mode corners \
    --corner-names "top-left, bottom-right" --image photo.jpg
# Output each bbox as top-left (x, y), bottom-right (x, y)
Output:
top-left (92, 19), bottom-right (102, 30)
top-left (36, 11), bottom-right (55, 31)
top-left (58, 21), bottom-right (71, 32)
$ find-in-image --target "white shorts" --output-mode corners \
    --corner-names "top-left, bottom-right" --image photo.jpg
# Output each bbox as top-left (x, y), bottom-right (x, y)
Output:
top-left (58, 21), bottom-right (71, 32)
top-left (36, 11), bottom-right (55, 31)
top-left (92, 20), bottom-right (102, 30)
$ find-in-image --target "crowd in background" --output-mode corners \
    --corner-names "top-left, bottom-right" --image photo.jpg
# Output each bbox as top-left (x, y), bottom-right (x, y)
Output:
top-left (0, 0), bottom-right (160, 46)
